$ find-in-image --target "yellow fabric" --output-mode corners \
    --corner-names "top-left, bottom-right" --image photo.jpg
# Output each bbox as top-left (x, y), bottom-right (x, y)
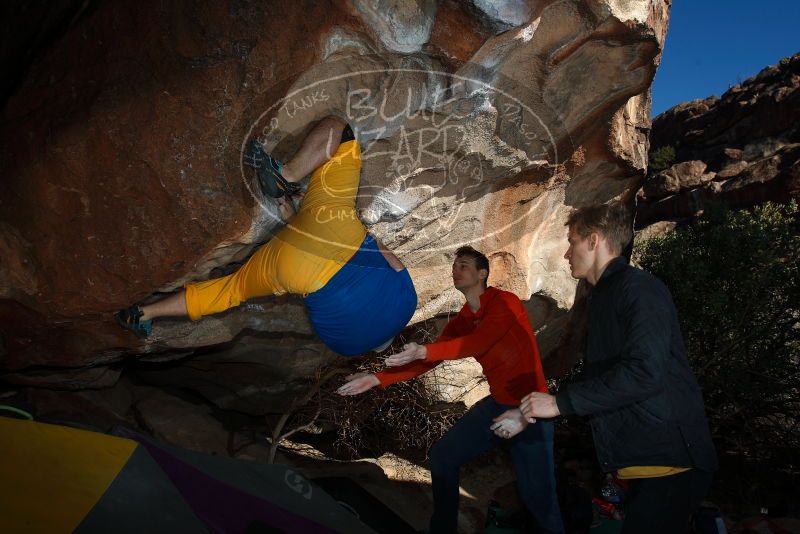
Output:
top-left (617, 466), bottom-right (692, 479)
top-left (0, 418), bottom-right (137, 532)
top-left (185, 140), bottom-right (367, 320)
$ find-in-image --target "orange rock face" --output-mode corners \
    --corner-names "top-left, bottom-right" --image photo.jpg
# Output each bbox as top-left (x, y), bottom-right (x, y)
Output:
top-left (1, 0), bottom-right (670, 386)
top-left (1, 1), bottom-right (363, 370)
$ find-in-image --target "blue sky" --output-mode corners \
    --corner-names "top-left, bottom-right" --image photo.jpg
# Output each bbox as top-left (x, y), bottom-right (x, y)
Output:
top-left (651, 1), bottom-right (800, 116)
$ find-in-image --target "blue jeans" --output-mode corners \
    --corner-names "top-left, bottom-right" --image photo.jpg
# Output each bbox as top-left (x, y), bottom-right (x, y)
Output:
top-left (428, 396), bottom-right (564, 533)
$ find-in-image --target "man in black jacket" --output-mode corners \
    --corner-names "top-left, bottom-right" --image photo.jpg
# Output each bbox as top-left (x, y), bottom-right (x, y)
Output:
top-left (519, 202), bottom-right (717, 534)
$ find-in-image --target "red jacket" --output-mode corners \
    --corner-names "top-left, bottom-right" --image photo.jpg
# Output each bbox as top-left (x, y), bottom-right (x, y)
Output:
top-left (376, 287), bottom-right (548, 405)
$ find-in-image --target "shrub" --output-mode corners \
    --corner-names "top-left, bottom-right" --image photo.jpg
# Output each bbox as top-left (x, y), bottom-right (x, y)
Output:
top-left (647, 145), bottom-right (676, 175)
top-left (266, 320), bottom-right (467, 463)
top-left (635, 201), bottom-right (800, 464)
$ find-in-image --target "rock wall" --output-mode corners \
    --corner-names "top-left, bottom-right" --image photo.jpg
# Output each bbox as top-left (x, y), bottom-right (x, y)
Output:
top-left (637, 53), bottom-right (800, 229)
top-left (1, 0), bottom-right (669, 394)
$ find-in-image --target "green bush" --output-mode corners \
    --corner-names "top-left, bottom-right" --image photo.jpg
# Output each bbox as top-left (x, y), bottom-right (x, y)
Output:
top-left (635, 202), bottom-right (800, 464)
top-left (648, 145), bottom-right (676, 175)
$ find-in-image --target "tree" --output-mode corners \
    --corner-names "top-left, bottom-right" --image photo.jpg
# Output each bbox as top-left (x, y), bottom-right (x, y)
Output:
top-left (635, 202), bottom-right (800, 463)
top-left (647, 145), bottom-right (676, 175)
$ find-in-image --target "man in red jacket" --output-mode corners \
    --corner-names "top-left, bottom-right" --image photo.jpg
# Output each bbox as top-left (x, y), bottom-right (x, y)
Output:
top-left (338, 246), bottom-right (564, 534)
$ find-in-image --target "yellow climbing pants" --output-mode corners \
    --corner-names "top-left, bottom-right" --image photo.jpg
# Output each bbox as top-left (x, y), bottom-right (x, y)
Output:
top-left (184, 140), bottom-right (367, 320)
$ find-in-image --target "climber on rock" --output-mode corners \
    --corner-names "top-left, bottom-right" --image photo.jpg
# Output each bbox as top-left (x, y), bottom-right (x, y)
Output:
top-left (115, 116), bottom-right (417, 356)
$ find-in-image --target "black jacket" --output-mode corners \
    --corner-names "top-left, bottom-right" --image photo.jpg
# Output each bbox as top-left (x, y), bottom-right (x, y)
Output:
top-left (555, 257), bottom-right (718, 472)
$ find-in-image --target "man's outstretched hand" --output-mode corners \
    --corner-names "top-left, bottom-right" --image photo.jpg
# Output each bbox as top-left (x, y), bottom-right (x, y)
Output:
top-left (520, 392), bottom-right (560, 422)
top-left (337, 372), bottom-right (380, 396)
top-left (384, 342), bottom-right (427, 367)
top-left (490, 408), bottom-right (529, 439)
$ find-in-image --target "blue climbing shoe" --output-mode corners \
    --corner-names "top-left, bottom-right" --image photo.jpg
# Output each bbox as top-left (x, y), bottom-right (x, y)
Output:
top-left (115, 305), bottom-right (153, 339)
top-left (244, 139), bottom-right (301, 198)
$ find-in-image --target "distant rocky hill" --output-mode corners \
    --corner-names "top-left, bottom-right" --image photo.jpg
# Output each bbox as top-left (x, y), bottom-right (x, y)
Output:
top-left (637, 53), bottom-right (800, 229)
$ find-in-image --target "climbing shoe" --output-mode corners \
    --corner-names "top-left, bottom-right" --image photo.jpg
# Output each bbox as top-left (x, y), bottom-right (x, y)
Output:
top-left (244, 138), bottom-right (301, 198)
top-left (114, 305), bottom-right (152, 339)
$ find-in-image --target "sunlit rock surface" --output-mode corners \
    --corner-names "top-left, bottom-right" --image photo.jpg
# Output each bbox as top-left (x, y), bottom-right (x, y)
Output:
top-left (1, 0), bottom-right (669, 394)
